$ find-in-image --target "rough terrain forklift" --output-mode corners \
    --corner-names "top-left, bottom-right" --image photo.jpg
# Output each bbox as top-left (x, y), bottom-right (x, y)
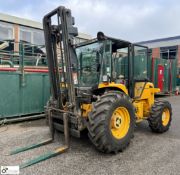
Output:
top-left (10, 6), bottom-right (172, 168)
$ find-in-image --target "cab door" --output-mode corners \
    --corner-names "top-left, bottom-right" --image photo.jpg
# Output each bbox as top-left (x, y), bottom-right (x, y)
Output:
top-left (131, 44), bottom-right (148, 98)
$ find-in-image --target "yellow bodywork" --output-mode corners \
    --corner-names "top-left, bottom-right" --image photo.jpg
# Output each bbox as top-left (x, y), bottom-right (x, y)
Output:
top-left (133, 82), bottom-right (160, 121)
top-left (81, 82), bottom-right (160, 122)
top-left (81, 104), bottom-right (92, 117)
top-left (81, 82), bottom-right (128, 118)
top-left (98, 82), bottom-right (128, 95)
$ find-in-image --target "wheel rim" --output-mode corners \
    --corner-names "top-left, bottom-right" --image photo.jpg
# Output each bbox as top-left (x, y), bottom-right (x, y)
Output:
top-left (110, 107), bottom-right (130, 139)
top-left (162, 108), bottom-right (170, 126)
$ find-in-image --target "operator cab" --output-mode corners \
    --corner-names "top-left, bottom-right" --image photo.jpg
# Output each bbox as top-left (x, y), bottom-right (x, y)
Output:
top-left (75, 33), bottom-right (149, 97)
top-left (75, 36), bottom-right (130, 85)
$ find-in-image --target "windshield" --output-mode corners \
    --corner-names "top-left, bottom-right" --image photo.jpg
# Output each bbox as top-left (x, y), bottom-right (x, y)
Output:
top-left (76, 40), bottom-right (112, 87)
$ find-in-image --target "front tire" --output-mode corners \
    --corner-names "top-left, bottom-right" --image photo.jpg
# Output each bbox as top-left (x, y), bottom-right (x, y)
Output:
top-left (148, 100), bottom-right (172, 133)
top-left (87, 91), bottom-right (135, 153)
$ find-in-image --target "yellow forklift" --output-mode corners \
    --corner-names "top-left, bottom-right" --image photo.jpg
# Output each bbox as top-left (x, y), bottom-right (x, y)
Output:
top-left (10, 6), bottom-right (172, 168)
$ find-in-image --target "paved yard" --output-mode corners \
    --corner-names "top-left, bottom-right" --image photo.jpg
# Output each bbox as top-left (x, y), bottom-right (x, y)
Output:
top-left (0, 96), bottom-right (180, 175)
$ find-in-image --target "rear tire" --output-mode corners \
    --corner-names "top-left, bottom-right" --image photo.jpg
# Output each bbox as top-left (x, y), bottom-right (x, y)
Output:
top-left (87, 91), bottom-right (135, 153)
top-left (148, 100), bottom-right (172, 133)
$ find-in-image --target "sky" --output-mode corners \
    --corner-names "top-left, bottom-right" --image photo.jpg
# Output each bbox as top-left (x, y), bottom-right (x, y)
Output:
top-left (0, 0), bottom-right (180, 42)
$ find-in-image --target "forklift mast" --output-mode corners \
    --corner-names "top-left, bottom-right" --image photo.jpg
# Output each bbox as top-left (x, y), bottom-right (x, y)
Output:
top-left (43, 6), bottom-right (78, 112)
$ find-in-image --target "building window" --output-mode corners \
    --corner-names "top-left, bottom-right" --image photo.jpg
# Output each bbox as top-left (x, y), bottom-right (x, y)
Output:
top-left (33, 31), bottom-right (44, 45)
top-left (20, 30), bottom-right (31, 43)
top-left (0, 21), bottom-right (13, 41)
top-left (160, 46), bottom-right (177, 59)
top-left (19, 26), bottom-right (44, 45)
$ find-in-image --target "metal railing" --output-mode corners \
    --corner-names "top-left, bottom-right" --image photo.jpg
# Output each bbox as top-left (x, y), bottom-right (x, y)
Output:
top-left (0, 40), bottom-right (47, 68)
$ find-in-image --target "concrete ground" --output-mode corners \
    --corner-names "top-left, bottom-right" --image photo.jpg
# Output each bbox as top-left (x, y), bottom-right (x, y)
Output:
top-left (0, 96), bottom-right (180, 175)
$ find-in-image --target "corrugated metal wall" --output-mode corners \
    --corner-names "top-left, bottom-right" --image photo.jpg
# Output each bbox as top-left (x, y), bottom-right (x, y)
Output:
top-left (0, 71), bottom-right (50, 118)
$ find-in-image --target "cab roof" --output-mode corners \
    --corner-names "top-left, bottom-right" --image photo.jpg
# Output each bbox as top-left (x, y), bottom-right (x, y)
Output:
top-left (76, 36), bottom-right (131, 49)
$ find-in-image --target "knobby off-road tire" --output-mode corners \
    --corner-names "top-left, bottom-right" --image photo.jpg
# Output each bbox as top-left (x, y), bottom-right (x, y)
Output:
top-left (87, 91), bottom-right (135, 153)
top-left (148, 100), bottom-right (172, 133)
